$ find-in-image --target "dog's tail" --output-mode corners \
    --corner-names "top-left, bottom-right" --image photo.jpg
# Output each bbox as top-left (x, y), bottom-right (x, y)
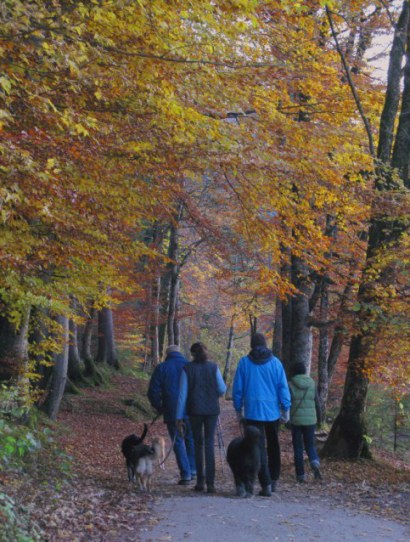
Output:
top-left (140, 423), bottom-right (148, 442)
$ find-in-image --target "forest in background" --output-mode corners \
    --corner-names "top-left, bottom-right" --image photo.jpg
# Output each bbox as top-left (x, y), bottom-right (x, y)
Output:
top-left (1, 0), bottom-right (409, 483)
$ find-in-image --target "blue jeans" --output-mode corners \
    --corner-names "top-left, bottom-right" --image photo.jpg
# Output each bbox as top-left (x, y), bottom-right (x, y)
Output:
top-left (291, 424), bottom-right (320, 477)
top-left (189, 415), bottom-right (218, 486)
top-left (167, 420), bottom-right (196, 480)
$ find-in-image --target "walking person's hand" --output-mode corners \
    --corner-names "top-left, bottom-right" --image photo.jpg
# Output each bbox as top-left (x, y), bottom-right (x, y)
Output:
top-left (280, 409), bottom-right (290, 424)
top-left (176, 419), bottom-right (185, 435)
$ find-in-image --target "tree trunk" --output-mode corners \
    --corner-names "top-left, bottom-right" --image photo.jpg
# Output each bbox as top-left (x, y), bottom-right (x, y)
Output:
top-left (249, 315), bottom-right (257, 338)
top-left (167, 222), bottom-right (180, 346)
top-left (149, 274), bottom-right (161, 368)
top-left (272, 297), bottom-right (283, 359)
top-left (391, 13), bottom-right (410, 188)
top-left (289, 256), bottom-right (314, 374)
top-left (68, 317), bottom-right (83, 383)
top-left (223, 316), bottom-right (235, 397)
top-left (81, 308), bottom-right (103, 384)
top-left (321, 334), bottom-right (371, 458)
top-left (323, 1), bottom-right (410, 459)
top-left (96, 307), bottom-right (119, 369)
top-left (378, 1), bottom-right (409, 164)
top-left (280, 258), bottom-right (292, 370)
top-left (0, 308), bottom-right (31, 383)
top-left (42, 315), bottom-right (69, 420)
top-left (173, 282), bottom-right (180, 346)
top-left (317, 282), bottom-right (329, 425)
top-left (82, 308), bottom-right (95, 371)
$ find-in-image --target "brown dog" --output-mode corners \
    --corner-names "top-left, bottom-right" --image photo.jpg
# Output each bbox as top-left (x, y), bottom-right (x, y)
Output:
top-left (135, 437), bottom-right (165, 491)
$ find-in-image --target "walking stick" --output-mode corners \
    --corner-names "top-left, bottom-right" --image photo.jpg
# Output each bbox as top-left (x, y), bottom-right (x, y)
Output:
top-left (216, 416), bottom-right (226, 472)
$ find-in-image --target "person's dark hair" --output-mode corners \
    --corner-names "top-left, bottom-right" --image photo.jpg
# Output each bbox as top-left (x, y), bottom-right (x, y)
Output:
top-left (291, 362), bottom-right (307, 376)
top-left (190, 342), bottom-right (208, 363)
top-left (250, 333), bottom-right (267, 349)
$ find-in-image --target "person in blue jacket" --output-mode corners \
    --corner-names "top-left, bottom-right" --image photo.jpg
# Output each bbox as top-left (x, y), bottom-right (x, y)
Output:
top-left (147, 345), bottom-right (196, 485)
top-left (232, 333), bottom-right (291, 496)
top-left (176, 342), bottom-right (226, 494)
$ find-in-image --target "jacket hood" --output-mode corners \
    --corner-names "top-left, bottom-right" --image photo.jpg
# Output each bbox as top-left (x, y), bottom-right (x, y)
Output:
top-left (248, 346), bottom-right (273, 365)
top-left (290, 374), bottom-right (311, 390)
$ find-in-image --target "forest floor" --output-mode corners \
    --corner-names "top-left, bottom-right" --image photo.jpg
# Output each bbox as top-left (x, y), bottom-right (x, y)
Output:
top-left (1, 370), bottom-right (410, 541)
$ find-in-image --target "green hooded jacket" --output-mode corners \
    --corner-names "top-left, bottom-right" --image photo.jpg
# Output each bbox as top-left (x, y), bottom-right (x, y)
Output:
top-left (289, 374), bottom-right (317, 426)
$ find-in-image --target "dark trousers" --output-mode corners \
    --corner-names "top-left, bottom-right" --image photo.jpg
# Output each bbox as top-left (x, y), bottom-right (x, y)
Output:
top-left (245, 419), bottom-right (281, 486)
top-left (166, 420), bottom-right (196, 480)
top-left (189, 414), bottom-right (218, 486)
top-left (291, 424), bottom-right (319, 476)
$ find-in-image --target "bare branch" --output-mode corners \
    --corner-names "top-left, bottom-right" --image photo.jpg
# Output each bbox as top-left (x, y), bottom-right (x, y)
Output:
top-left (326, 7), bottom-right (375, 158)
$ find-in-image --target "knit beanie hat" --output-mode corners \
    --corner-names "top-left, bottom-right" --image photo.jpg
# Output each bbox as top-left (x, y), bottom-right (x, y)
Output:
top-left (250, 333), bottom-right (267, 349)
top-left (166, 345), bottom-right (180, 354)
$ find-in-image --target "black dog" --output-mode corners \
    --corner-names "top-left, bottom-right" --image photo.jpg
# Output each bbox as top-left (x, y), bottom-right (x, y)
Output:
top-left (121, 423), bottom-right (148, 481)
top-left (227, 424), bottom-right (261, 497)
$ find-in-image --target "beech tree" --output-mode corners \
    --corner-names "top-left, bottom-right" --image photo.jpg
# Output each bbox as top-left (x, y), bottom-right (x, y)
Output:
top-left (323, 0), bottom-right (410, 458)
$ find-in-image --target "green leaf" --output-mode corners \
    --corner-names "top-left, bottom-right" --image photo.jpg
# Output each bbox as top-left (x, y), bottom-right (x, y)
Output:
top-left (0, 76), bottom-right (11, 94)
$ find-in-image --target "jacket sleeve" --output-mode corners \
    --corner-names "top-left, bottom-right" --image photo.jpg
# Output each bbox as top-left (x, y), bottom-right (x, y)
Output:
top-left (147, 365), bottom-right (163, 412)
top-left (176, 369), bottom-right (188, 420)
top-left (216, 367), bottom-right (227, 396)
top-left (232, 358), bottom-right (244, 413)
top-left (277, 362), bottom-right (291, 411)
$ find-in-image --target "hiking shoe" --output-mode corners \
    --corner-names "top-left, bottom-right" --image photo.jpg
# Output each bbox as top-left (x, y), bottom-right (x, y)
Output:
top-left (258, 485), bottom-right (272, 497)
top-left (178, 479), bottom-right (192, 486)
top-left (296, 475), bottom-right (305, 483)
top-left (312, 464), bottom-right (322, 480)
top-left (194, 483), bottom-right (205, 492)
top-left (207, 485), bottom-right (216, 494)
top-left (271, 480), bottom-right (277, 492)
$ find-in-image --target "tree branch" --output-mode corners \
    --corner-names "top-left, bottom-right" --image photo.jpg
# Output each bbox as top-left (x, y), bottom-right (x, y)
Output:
top-left (326, 7), bottom-right (375, 158)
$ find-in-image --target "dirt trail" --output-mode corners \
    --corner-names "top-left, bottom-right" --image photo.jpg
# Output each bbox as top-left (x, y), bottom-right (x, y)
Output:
top-left (17, 371), bottom-right (408, 541)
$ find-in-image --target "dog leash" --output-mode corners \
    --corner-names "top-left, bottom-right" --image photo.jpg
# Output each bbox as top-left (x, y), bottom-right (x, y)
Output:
top-left (151, 425), bottom-right (180, 471)
top-left (146, 412), bottom-right (162, 434)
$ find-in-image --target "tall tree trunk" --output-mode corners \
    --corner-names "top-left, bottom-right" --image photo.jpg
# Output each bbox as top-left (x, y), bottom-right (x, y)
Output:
top-left (149, 274), bottom-right (161, 368)
top-left (68, 315), bottom-right (83, 382)
top-left (42, 315), bottom-right (69, 420)
top-left (249, 315), bottom-right (257, 338)
top-left (80, 307), bottom-right (103, 384)
top-left (167, 222), bottom-right (179, 346)
top-left (96, 307), bottom-right (119, 369)
top-left (173, 282), bottom-right (180, 346)
top-left (280, 258), bottom-right (292, 370)
top-left (81, 308), bottom-right (95, 372)
top-left (323, 3), bottom-right (410, 458)
top-left (391, 14), bottom-right (410, 188)
top-left (289, 256), bottom-right (314, 374)
top-left (223, 315), bottom-right (235, 397)
top-left (378, 1), bottom-right (409, 164)
top-left (321, 334), bottom-right (371, 458)
top-left (272, 297), bottom-right (283, 359)
top-left (158, 271), bottom-right (169, 359)
top-left (317, 282), bottom-right (329, 425)
top-left (0, 308), bottom-right (31, 384)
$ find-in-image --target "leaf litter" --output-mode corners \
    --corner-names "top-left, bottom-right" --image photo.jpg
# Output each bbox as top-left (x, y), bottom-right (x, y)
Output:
top-left (2, 371), bottom-right (409, 541)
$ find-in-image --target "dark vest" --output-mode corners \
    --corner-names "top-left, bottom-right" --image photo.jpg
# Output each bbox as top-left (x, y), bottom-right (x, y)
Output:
top-left (184, 361), bottom-right (220, 416)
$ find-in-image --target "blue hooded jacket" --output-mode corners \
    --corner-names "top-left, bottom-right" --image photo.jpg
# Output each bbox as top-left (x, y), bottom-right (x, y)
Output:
top-left (232, 347), bottom-right (291, 421)
top-left (147, 351), bottom-right (189, 423)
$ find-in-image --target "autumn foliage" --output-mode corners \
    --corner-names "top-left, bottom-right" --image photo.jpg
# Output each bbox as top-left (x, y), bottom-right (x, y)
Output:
top-left (0, 1), bottom-right (408, 433)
